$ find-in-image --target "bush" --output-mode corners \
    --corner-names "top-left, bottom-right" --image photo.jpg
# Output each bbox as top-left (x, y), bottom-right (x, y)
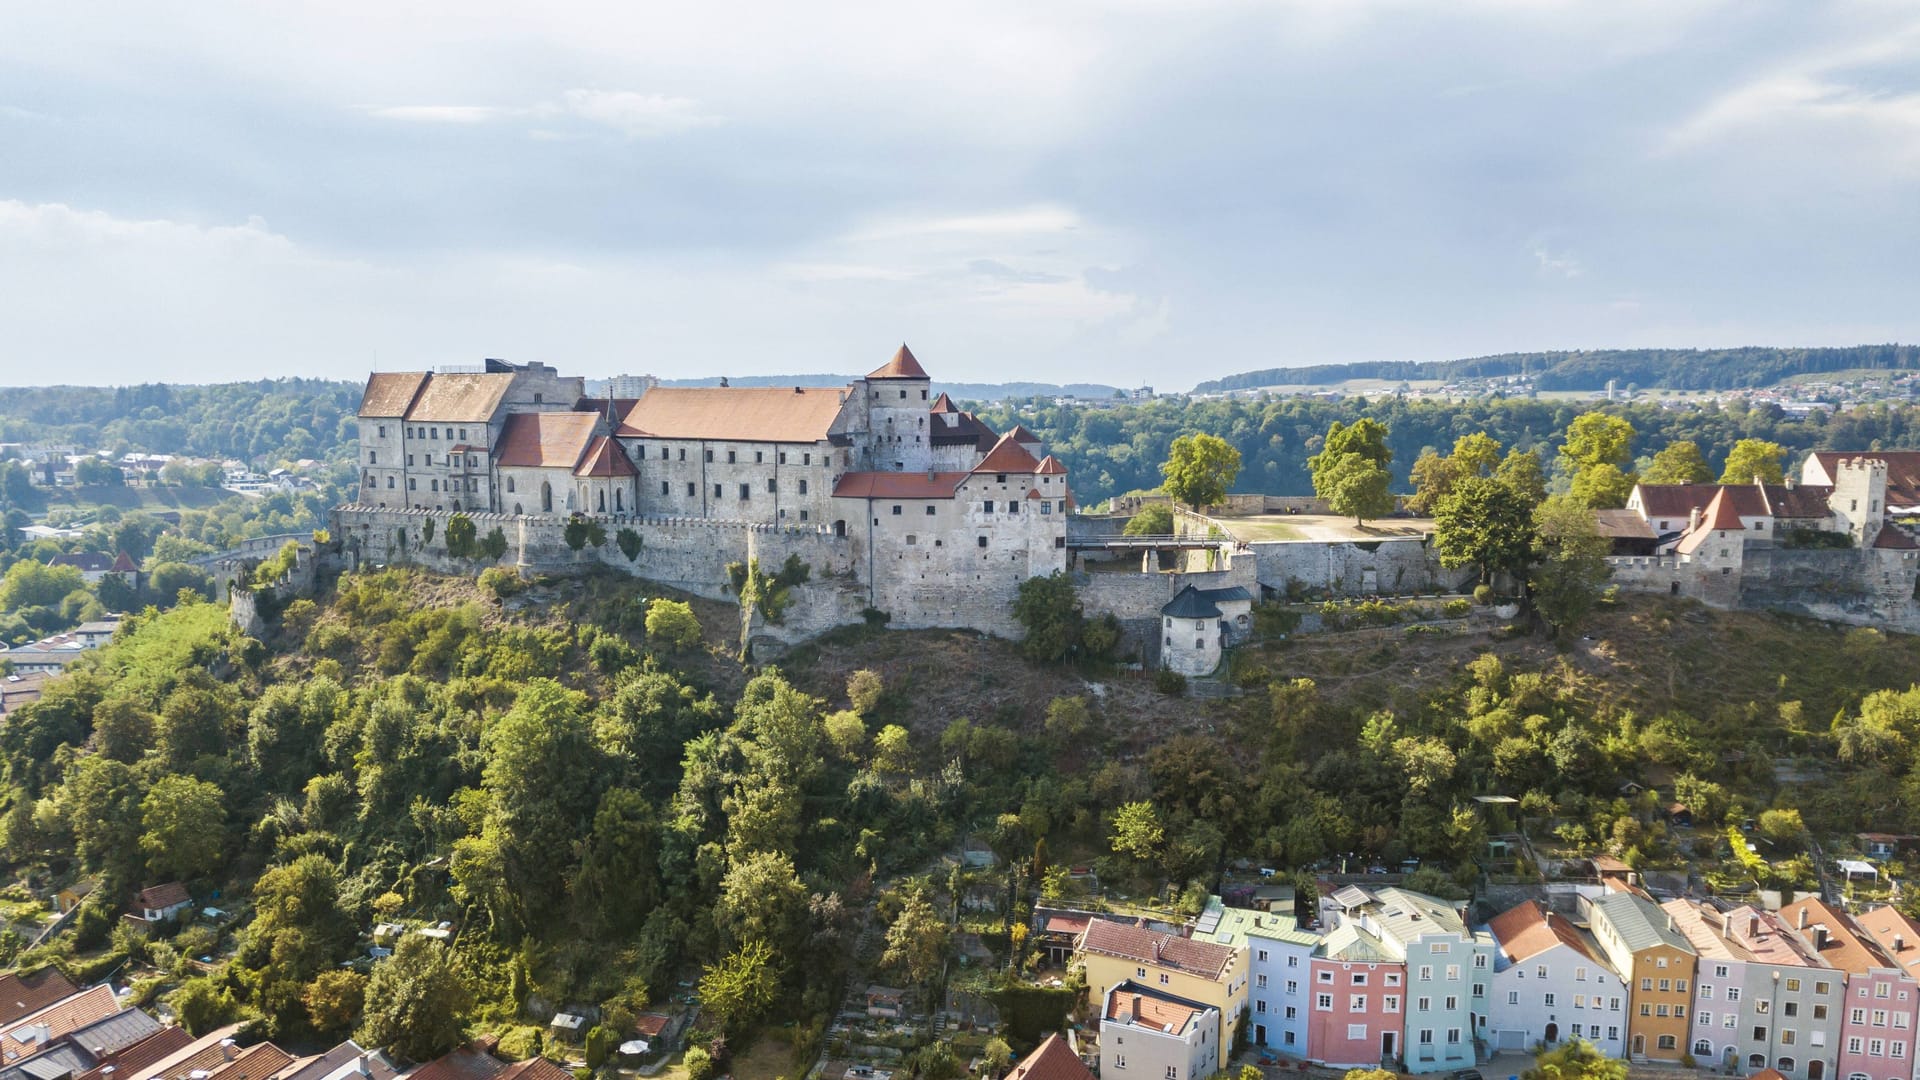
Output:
top-left (1154, 669), bottom-right (1187, 696)
top-left (478, 567), bottom-right (522, 599)
top-left (496, 1027), bottom-right (542, 1061)
top-left (1473, 584), bottom-right (1494, 605)
top-left (645, 599), bottom-right (702, 650)
top-left (684, 1047), bottom-right (714, 1080)
top-left (616, 528), bottom-right (644, 562)
top-left (1442, 598), bottom-right (1472, 618)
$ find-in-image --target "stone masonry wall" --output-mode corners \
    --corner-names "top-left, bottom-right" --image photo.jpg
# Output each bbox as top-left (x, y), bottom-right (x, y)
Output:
top-left (1248, 537), bottom-right (1460, 597)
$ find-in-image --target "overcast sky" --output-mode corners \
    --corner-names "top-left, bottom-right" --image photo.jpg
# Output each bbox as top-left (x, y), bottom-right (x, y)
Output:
top-left (2, 1), bottom-right (1918, 390)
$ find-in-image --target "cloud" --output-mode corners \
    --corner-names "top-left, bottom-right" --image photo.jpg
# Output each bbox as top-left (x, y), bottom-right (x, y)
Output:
top-left (365, 89), bottom-right (719, 137)
top-left (1532, 243), bottom-right (1583, 279)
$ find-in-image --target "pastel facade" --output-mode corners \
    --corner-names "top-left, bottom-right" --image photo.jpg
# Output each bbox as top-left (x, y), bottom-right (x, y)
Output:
top-left (1079, 919), bottom-right (1247, 1054)
top-left (1665, 899), bottom-right (1841, 1080)
top-left (1101, 982), bottom-right (1221, 1080)
top-left (1320, 886), bottom-right (1492, 1074)
top-left (1308, 924), bottom-right (1406, 1069)
top-left (1783, 899), bottom-right (1917, 1080)
top-left (1583, 890), bottom-right (1698, 1063)
top-left (1243, 912), bottom-right (1320, 1055)
top-left (1485, 900), bottom-right (1627, 1057)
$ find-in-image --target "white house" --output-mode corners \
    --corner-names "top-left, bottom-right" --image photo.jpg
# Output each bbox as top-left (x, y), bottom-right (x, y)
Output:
top-left (1102, 981), bottom-right (1221, 1080)
top-left (1485, 900), bottom-right (1627, 1057)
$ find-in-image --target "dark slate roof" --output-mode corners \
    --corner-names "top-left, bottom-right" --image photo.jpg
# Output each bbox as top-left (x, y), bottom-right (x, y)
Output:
top-left (1197, 586), bottom-right (1252, 604)
top-left (1161, 585), bottom-right (1222, 619)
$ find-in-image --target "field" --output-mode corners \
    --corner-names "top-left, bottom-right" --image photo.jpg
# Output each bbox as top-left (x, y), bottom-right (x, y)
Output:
top-left (33, 483), bottom-right (232, 516)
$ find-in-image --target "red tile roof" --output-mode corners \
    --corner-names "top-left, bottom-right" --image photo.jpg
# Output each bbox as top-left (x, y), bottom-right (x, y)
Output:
top-left (930, 393), bottom-right (959, 413)
top-left (1858, 906), bottom-right (1920, 979)
top-left (1487, 900), bottom-right (1603, 965)
top-left (619, 387), bottom-right (845, 443)
top-left (1675, 487), bottom-right (1745, 555)
top-left (0, 985), bottom-right (119, 1060)
top-left (1081, 919), bottom-right (1235, 981)
top-left (495, 413), bottom-right (600, 470)
top-left (1763, 484), bottom-right (1834, 520)
top-left (110, 552), bottom-right (138, 574)
top-left (832, 472), bottom-right (967, 499)
top-left (406, 374), bottom-right (518, 423)
top-left (1875, 527), bottom-right (1919, 550)
top-left (205, 1041), bottom-right (294, 1080)
top-left (867, 344), bottom-right (929, 380)
top-left (133, 882), bottom-right (190, 911)
top-left (406, 1045), bottom-right (506, 1080)
top-left (72, 1025), bottom-right (195, 1080)
top-left (495, 1059), bottom-right (574, 1080)
top-left (1811, 451), bottom-right (1920, 509)
top-left (1006, 424), bottom-right (1039, 442)
top-left (973, 433), bottom-right (1042, 475)
top-left (1104, 983), bottom-right (1208, 1034)
top-left (0, 969), bottom-right (78, 1027)
top-left (1043, 915), bottom-right (1090, 936)
top-left (358, 372), bottom-right (430, 417)
top-left (1005, 1034), bottom-right (1093, 1080)
top-left (1780, 897), bottom-right (1896, 975)
top-left (572, 435), bottom-right (637, 478)
top-left (1035, 455), bottom-right (1068, 476)
top-left (630, 1015), bottom-right (670, 1039)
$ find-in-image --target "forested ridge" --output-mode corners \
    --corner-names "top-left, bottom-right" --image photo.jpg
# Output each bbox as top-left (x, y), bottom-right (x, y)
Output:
top-left (0, 380), bottom-right (361, 464)
top-left (6, 560), bottom-right (1920, 1064)
top-left (1191, 344), bottom-right (1920, 394)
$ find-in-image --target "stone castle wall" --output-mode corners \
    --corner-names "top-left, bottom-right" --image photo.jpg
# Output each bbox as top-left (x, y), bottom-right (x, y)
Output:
top-left (1609, 545), bottom-right (1920, 633)
top-left (1248, 537), bottom-right (1460, 597)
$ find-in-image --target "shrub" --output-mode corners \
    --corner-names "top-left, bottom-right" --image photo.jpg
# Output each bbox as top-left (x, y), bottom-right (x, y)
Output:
top-left (445, 513), bottom-right (477, 557)
top-left (616, 528), bottom-right (643, 562)
top-left (1251, 603), bottom-right (1301, 638)
top-left (478, 567), bottom-right (522, 599)
top-left (1473, 584), bottom-right (1494, 605)
top-left (1154, 669), bottom-right (1187, 696)
top-left (684, 1047), bottom-right (714, 1080)
top-left (646, 599), bottom-right (702, 650)
top-left (565, 516), bottom-right (607, 551)
top-left (1442, 598), bottom-right (1472, 618)
top-left (421, 518), bottom-right (435, 546)
top-left (496, 1027), bottom-right (542, 1061)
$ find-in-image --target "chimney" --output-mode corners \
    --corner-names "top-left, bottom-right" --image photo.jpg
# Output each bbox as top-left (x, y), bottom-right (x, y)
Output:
top-left (1798, 907), bottom-right (1809, 930)
top-left (1814, 927), bottom-right (1829, 951)
top-left (794, 386), bottom-right (803, 394)
top-left (1689, 507), bottom-right (1703, 531)
top-left (1749, 916), bottom-right (1761, 939)
top-left (357, 1056), bottom-right (372, 1078)
top-left (1722, 914), bottom-right (1733, 940)
top-left (221, 1040), bottom-right (237, 1062)
top-left (1897, 934), bottom-right (1906, 952)
top-left (719, 377), bottom-right (729, 388)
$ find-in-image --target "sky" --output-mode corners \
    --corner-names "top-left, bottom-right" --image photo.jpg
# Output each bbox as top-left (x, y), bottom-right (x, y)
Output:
top-left (2, 1), bottom-right (1919, 390)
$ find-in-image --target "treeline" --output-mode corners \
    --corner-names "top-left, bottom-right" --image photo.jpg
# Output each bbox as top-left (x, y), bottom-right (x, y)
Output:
top-left (0, 380), bottom-right (362, 464)
top-left (977, 394), bottom-right (1920, 504)
top-left (1191, 344), bottom-right (1920, 393)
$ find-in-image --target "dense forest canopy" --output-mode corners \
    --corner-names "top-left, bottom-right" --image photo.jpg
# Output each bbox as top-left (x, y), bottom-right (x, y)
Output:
top-left (1191, 344), bottom-right (1920, 393)
top-left (0, 380), bottom-right (361, 464)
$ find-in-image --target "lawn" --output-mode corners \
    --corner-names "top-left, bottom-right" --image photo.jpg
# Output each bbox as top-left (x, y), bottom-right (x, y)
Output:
top-left (1220, 519), bottom-right (1307, 541)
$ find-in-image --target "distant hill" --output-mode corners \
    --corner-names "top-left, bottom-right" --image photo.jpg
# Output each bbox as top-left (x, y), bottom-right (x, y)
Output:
top-left (1190, 344), bottom-right (1920, 394)
top-left (656, 374), bottom-right (1126, 401)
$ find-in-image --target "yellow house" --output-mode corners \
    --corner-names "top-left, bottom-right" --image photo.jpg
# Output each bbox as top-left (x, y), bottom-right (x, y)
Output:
top-left (1080, 919), bottom-right (1247, 1051)
top-left (1584, 889), bottom-right (1698, 1063)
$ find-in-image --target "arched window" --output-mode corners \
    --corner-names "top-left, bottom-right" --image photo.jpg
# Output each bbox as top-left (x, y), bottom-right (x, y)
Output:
top-left (597, 489), bottom-right (606, 512)
top-left (1776, 1059), bottom-right (1794, 1074)
top-left (833, 519), bottom-right (847, 537)
top-left (1656, 1036), bottom-right (1676, 1051)
top-left (513, 503), bottom-right (522, 515)
top-left (615, 488), bottom-right (624, 512)
top-left (1694, 1041), bottom-right (1712, 1056)
top-left (540, 481), bottom-right (552, 513)
top-left (1749, 1055), bottom-right (1767, 1069)
top-left (507, 476), bottom-right (516, 493)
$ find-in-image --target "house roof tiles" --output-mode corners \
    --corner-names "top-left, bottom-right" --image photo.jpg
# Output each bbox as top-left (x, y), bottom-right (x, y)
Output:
top-left (0, 987), bottom-right (120, 1062)
top-left (133, 883), bottom-right (190, 911)
top-left (1487, 900), bottom-right (1603, 966)
top-left (1780, 897), bottom-right (1896, 975)
top-left (572, 435), bottom-right (637, 478)
top-left (832, 472), bottom-right (968, 500)
top-left (1104, 982), bottom-right (1210, 1035)
top-left (1589, 890), bottom-right (1694, 955)
top-left (618, 387), bottom-right (845, 443)
top-left (1856, 906), bottom-right (1920, 980)
top-left (973, 434), bottom-right (1041, 475)
top-left (1080, 919), bottom-right (1235, 981)
top-left (405, 1045), bottom-right (506, 1080)
top-left (70, 1027), bottom-right (194, 1080)
top-left (358, 373), bottom-right (430, 417)
top-left (1005, 1034), bottom-right (1093, 1080)
top-left (867, 344), bottom-right (929, 380)
top-left (1811, 451), bottom-right (1920, 509)
top-left (0, 970), bottom-right (78, 1028)
top-left (405, 374), bottom-right (517, 423)
top-left (494, 413), bottom-right (599, 470)
top-left (494, 1060), bottom-right (574, 1080)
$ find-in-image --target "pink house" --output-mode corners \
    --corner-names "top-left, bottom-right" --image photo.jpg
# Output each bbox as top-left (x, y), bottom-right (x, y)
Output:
top-left (1308, 922), bottom-right (1406, 1068)
top-left (1847, 904), bottom-right (1920, 1080)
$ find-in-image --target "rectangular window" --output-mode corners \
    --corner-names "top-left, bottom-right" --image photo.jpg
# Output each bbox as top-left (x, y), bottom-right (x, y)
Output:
top-left (1475, 955), bottom-right (1488, 969)
top-left (1417, 998), bottom-right (1431, 1012)
top-left (755, 451), bottom-right (763, 463)
top-left (1537, 966), bottom-right (1548, 979)
top-left (767, 478), bottom-right (777, 493)
top-left (925, 505), bottom-right (935, 515)
top-left (369, 450), bottom-right (378, 464)
top-left (1814, 1005), bottom-right (1828, 1021)
top-left (1817, 982), bottom-right (1831, 995)
top-left (1659, 979), bottom-right (1671, 992)
top-left (686, 482), bottom-right (696, 496)
top-left (1319, 972), bottom-right (1334, 984)
top-left (1701, 986), bottom-right (1714, 999)
top-left (1544, 994), bottom-right (1556, 1007)
top-left (728, 451), bottom-right (736, 463)
top-left (1876, 1010), bottom-right (1890, 1027)
top-left (1657, 1005), bottom-right (1669, 1017)
top-left (1350, 995), bottom-right (1366, 1012)
top-left (705, 450), bottom-right (713, 462)
top-left (679, 448), bottom-right (687, 461)
top-left (1316, 994), bottom-right (1332, 1011)
top-left (1754, 1028), bottom-right (1768, 1042)
top-left (1849, 1038), bottom-right (1864, 1055)
top-left (1353, 973), bottom-right (1368, 986)
top-left (978, 536), bottom-right (988, 548)
top-left (1642, 979), bottom-right (1653, 992)
top-left (1386, 973), bottom-right (1400, 986)
top-left (799, 479), bottom-right (808, 494)
top-left (1676, 980), bottom-right (1688, 992)
top-left (1640, 1005), bottom-right (1651, 1017)
top-left (1257, 950), bottom-right (1269, 962)
top-left (1447, 965), bottom-right (1460, 981)
top-left (892, 505), bottom-right (903, 515)
top-left (714, 484), bottom-right (723, 498)
top-left (1508, 992), bottom-right (1519, 1006)
top-left (1781, 1030), bottom-right (1795, 1046)
top-left (983, 500), bottom-right (994, 513)
top-left (1784, 1002), bottom-right (1798, 1018)
top-left (1881, 984), bottom-right (1894, 999)
top-left (1446, 1029), bottom-right (1460, 1044)
top-left (1287, 981), bottom-right (1298, 994)
top-left (661, 446), bottom-right (669, 459)
top-left (1895, 1042), bottom-right (1907, 1058)
top-left (1257, 975), bottom-right (1267, 989)
top-left (661, 481), bottom-right (670, 495)
top-left (1674, 1005), bottom-right (1684, 1019)
top-left (378, 425), bottom-right (387, 437)
top-left (1385, 996), bottom-right (1400, 1013)
top-left (1348, 1025), bottom-right (1367, 1041)
top-left (1576, 967), bottom-right (1587, 981)
top-left (1787, 978), bottom-right (1802, 993)
top-left (1726, 988), bottom-right (1740, 1002)
top-left (1872, 1039), bottom-right (1886, 1056)
top-left (1420, 967), bottom-right (1433, 981)
top-left (1445, 996), bottom-right (1458, 1010)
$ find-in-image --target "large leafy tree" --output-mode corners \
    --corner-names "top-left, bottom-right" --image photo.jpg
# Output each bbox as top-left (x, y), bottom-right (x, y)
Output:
top-left (1720, 438), bottom-right (1788, 484)
top-left (1309, 420), bottom-right (1395, 524)
top-left (1122, 503), bottom-right (1174, 536)
top-left (715, 849), bottom-right (809, 951)
top-left (571, 787), bottom-right (661, 936)
top-left (1406, 451), bottom-right (1460, 516)
top-left (243, 853), bottom-right (356, 984)
top-left (357, 936), bottom-right (474, 1064)
top-left (1011, 572), bottom-right (1085, 663)
top-left (882, 886), bottom-right (950, 1025)
top-left (1642, 439), bottom-right (1714, 484)
top-left (1559, 413), bottom-right (1635, 474)
top-left (139, 775), bottom-right (226, 880)
top-left (480, 679), bottom-right (606, 917)
top-left (1433, 476), bottom-right (1537, 585)
top-left (1159, 433), bottom-right (1241, 510)
top-left (1529, 495), bottom-right (1613, 639)
top-left (697, 939), bottom-right (778, 1034)
top-left (1110, 800), bottom-right (1165, 865)
top-left (1495, 447), bottom-right (1548, 505)
top-left (1568, 462), bottom-right (1635, 509)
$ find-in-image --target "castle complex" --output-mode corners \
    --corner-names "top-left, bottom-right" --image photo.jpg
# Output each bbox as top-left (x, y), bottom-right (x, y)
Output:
top-left (336, 348), bottom-right (1099, 642)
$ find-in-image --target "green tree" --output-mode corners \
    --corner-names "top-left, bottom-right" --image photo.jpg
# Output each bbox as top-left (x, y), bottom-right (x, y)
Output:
top-left (1160, 434), bottom-right (1241, 510)
top-left (1012, 572), bottom-right (1090, 663)
top-left (715, 849), bottom-right (808, 949)
top-left (1123, 502), bottom-right (1175, 536)
top-left (1568, 462), bottom-right (1635, 510)
top-left (572, 787), bottom-right (661, 936)
top-left (1758, 807), bottom-right (1806, 846)
top-left (244, 853), bottom-right (355, 984)
top-left (304, 969), bottom-right (368, 1038)
top-left (1451, 432), bottom-right (1502, 477)
top-left (169, 977), bottom-right (239, 1035)
top-left (1110, 801), bottom-right (1165, 865)
top-left (1318, 418), bottom-right (1393, 466)
top-left (1406, 450), bottom-right (1461, 516)
top-left (697, 938), bottom-right (778, 1034)
top-left (823, 710), bottom-right (866, 760)
top-left (480, 680), bottom-right (605, 918)
top-left (1522, 1038), bottom-right (1626, 1080)
top-left (357, 936), bottom-right (475, 1064)
top-left (1433, 476), bottom-right (1537, 585)
top-left (1559, 413), bottom-right (1635, 474)
top-left (1495, 447), bottom-right (1548, 505)
top-left (645, 599), bottom-right (702, 651)
top-left (1642, 440), bottom-right (1714, 484)
top-left (847, 668), bottom-right (885, 714)
top-left (444, 513), bottom-right (477, 557)
top-left (1313, 452), bottom-right (1395, 525)
top-left (882, 887), bottom-right (951, 1022)
top-left (1720, 438), bottom-right (1789, 484)
top-left (1529, 494), bottom-right (1613, 638)
top-left (139, 775), bottom-right (226, 880)
top-left (983, 1038), bottom-right (1014, 1076)
top-left (92, 698), bottom-right (156, 763)
top-left (0, 562), bottom-right (86, 610)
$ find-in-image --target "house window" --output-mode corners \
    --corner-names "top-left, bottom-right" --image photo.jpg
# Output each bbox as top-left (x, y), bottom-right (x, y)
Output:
top-left (984, 501), bottom-right (994, 513)
top-left (978, 536), bottom-right (988, 548)
top-left (799, 479), bottom-right (809, 494)
top-left (1544, 994), bottom-right (1556, 1007)
top-left (738, 484), bottom-right (750, 500)
top-left (1348, 1025), bottom-right (1367, 1041)
top-left (728, 451), bottom-right (737, 463)
top-left (1385, 996), bottom-right (1400, 1013)
top-left (705, 449), bottom-right (714, 462)
top-left (893, 505), bottom-right (903, 515)
top-left (679, 448), bottom-right (687, 461)
top-left (1353, 973), bottom-right (1368, 985)
top-left (1316, 994), bottom-right (1332, 1010)
top-left (768, 479), bottom-right (777, 493)
top-left (1787, 978), bottom-right (1802, 992)
top-left (687, 482), bottom-right (696, 496)
top-left (662, 447), bottom-right (670, 459)
top-left (1114, 1056), bottom-right (1126, 1070)
top-left (378, 425), bottom-right (387, 437)
top-left (1257, 975), bottom-right (1268, 988)
top-left (714, 484), bottom-right (723, 498)
top-left (925, 505), bottom-right (935, 515)
top-left (1508, 992), bottom-right (1519, 1005)
top-left (1657, 1036), bottom-right (1676, 1051)
top-left (1350, 995), bottom-right (1366, 1011)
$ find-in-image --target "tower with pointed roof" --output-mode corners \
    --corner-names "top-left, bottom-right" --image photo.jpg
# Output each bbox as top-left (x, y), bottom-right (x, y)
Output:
top-left (856, 343), bottom-right (934, 473)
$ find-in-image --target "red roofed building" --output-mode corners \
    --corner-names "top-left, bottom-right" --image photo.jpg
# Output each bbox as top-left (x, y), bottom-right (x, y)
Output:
top-left (1079, 919), bottom-right (1245, 1052)
top-left (1484, 900), bottom-right (1626, 1056)
top-left (1006, 1033), bottom-right (1095, 1080)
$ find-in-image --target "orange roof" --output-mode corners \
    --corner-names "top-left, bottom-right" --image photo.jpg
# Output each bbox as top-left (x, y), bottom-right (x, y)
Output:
top-left (631, 1014), bottom-right (671, 1038)
top-left (72, 1026), bottom-right (196, 1080)
top-left (495, 1059), bottom-right (575, 1080)
top-left (832, 472), bottom-right (967, 499)
top-left (206, 1042), bottom-right (294, 1080)
top-left (1675, 487), bottom-right (1744, 555)
top-left (618, 386), bottom-right (844, 443)
top-left (973, 433), bottom-right (1042, 475)
top-left (134, 882), bottom-right (191, 910)
top-left (1081, 920), bottom-right (1235, 981)
top-left (406, 373), bottom-right (517, 423)
top-left (573, 435), bottom-right (637, 478)
top-left (1780, 897), bottom-right (1896, 975)
top-left (0, 968), bottom-right (78, 1027)
top-left (1105, 983), bottom-right (1208, 1034)
top-left (1812, 451), bottom-right (1920, 508)
top-left (1487, 900), bottom-right (1603, 966)
top-left (1875, 527), bottom-right (1919, 550)
top-left (1, 984), bottom-right (119, 1060)
top-left (1006, 424), bottom-right (1039, 442)
top-left (1036, 455), bottom-right (1067, 476)
top-left (1857, 906), bottom-right (1920, 979)
top-left (930, 392), bottom-right (959, 413)
top-left (868, 344), bottom-right (929, 380)
top-left (495, 413), bottom-right (599, 470)
top-left (406, 1045), bottom-right (506, 1080)
top-left (1006, 1034), bottom-right (1093, 1080)
top-left (359, 372), bottom-right (429, 417)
